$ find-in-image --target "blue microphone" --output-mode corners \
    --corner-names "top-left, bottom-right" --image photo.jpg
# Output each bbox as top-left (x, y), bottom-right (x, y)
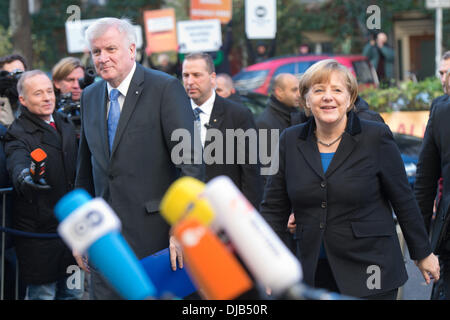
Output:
top-left (54, 189), bottom-right (156, 300)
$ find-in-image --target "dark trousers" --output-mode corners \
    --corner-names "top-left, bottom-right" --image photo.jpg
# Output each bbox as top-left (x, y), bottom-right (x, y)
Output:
top-left (89, 267), bottom-right (122, 300)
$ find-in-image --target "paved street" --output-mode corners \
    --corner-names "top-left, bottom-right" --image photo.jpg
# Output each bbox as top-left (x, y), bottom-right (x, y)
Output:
top-left (398, 233), bottom-right (433, 300)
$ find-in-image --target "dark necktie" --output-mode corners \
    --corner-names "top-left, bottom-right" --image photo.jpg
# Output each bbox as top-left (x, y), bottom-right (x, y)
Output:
top-left (108, 89), bottom-right (121, 152)
top-left (193, 107), bottom-right (203, 134)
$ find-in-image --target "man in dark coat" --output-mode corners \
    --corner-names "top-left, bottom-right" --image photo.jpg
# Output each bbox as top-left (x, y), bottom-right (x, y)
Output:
top-left (256, 73), bottom-right (301, 184)
top-left (414, 51), bottom-right (450, 300)
top-left (182, 52), bottom-right (262, 209)
top-left (4, 70), bottom-right (81, 300)
top-left (255, 73), bottom-right (301, 253)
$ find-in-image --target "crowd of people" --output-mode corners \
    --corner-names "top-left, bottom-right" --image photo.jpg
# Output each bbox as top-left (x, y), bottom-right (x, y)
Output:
top-left (0, 17), bottom-right (449, 301)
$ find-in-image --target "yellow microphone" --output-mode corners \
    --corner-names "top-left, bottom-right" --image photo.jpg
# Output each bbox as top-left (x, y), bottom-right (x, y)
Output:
top-left (159, 177), bottom-right (215, 227)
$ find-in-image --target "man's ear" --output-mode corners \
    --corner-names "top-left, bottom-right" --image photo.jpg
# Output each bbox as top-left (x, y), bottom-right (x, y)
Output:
top-left (18, 95), bottom-right (26, 107)
top-left (274, 86), bottom-right (283, 99)
top-left (130, 43), bottom-right (136, 60)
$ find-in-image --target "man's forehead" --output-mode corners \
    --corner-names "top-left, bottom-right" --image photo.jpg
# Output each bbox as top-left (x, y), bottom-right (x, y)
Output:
top-left (440, 59), bottom-right (450, 72)
top-left (25, 75), bottom-right (52, 90)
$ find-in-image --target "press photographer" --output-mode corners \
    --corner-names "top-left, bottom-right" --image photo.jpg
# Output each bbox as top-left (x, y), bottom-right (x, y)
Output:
top-left (52, 57), bottom-right (95, 135)
top-left (0, 54), bottom-right (27, 127)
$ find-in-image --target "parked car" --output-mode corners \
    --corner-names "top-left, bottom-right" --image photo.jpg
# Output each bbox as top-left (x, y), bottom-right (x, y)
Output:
top-left (233, 54), bottom-right (378, 95)
top-left (392, 132), bottom-right (423, 188)
top-left (239, 91), bottom-right (269, 117)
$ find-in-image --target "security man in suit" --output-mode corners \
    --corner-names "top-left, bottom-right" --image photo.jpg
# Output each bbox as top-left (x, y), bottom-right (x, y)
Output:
top-left (75, 18), bottom-right (204, 299)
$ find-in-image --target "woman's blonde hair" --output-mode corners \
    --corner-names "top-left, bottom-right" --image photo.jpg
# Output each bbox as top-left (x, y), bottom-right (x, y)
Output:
top-left (299, 59), bottom-right (358, 116)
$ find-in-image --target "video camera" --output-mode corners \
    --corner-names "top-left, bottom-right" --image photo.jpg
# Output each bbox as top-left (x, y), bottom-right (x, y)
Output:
top-left (57, 92), bottom-right (81, 136)
top-left (78, 67), bottom-right (96, 89)
top-left (0, 70), bottom-right (23, 104)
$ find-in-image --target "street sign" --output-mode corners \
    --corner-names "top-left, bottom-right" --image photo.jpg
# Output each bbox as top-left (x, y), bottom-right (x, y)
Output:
top-left (245, 0), bottom-right (277, 39)
top-left (143, 9), bottom-right (178, 54)
top-left (426, 0), bottom-right (450, 9)
top-left (177, 19), bottom-right (222, 54)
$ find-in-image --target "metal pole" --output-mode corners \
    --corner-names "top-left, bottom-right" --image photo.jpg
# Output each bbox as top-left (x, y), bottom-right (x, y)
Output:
top-left (436, 8), bottom-right (443, 77)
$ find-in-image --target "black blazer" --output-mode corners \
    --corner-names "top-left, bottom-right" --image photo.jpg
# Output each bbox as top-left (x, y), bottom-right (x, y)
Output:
top-left (76, 64), bottom-right (204, 259)
top-left (415, 94), bottom-right (450, 254)
top-left (4, 108), bottom-right (78, 284)
top-left (204, 95), bottom-right (263, 209)
top-left (260, 111), bottom-right (431, 297)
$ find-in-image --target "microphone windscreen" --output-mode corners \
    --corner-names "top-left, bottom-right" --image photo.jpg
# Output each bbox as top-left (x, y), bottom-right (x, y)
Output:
top-left (173, 218), bottom-right (253, 300)
top-left (30, 148), bottom-right (47, 162)
top-left (160, 177), bottom-right (215, 226)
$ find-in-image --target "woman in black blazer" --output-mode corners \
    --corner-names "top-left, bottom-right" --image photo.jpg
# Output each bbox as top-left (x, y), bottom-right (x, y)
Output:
top-left (260, 59), bottom-right (439, 299)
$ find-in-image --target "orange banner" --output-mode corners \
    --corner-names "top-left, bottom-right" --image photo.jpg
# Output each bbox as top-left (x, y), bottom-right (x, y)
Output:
top-left (190, 0), bottom-right (232, 24)
top-left (381, 111), bottom-right (430, 138)
top-left (143, 9), bottom-right (178, 54)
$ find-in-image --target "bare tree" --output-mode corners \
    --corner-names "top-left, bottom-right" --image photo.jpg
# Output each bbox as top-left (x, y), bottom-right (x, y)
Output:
top-left (9, 0), bottom-right (33, 68)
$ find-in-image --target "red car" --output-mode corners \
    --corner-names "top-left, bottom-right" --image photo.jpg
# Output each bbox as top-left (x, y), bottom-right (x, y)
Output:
top-left (233, 55), bottom-right (378, 95)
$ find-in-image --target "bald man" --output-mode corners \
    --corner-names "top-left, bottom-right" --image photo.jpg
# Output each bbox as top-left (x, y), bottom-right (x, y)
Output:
top-left (256, 73), bottom-right (300, 138)
top-left (215, 73), bottom-right (242, 104)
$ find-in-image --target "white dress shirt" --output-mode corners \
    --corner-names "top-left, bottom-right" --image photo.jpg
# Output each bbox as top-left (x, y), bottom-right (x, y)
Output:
top-left (190, 90), bottom-right (216, 147)
top-left (106, 62), bottom-right (137, 116)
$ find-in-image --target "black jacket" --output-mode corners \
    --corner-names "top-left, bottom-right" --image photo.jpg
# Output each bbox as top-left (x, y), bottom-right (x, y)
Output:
top-left (415, 94), bottom-right (450, 254)
top-left (260, 111), bottom-right (431, 297)
top-left (204, 95), bottom-right (263, 209)
top-left (256, 95), bottom-right (301, 185)
top-left (4, 107), bottom-right (78, 284)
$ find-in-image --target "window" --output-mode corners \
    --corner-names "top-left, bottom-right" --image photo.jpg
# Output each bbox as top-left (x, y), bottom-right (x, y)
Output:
top-left (233, 70), bottom-right (269, 93)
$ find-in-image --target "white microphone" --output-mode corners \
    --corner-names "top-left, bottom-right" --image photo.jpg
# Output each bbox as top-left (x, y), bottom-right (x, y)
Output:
top-left (201, 176), bottom-right (303, 294)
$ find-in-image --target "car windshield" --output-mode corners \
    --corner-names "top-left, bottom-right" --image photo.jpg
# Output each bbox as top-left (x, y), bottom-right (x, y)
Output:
top-left (233, 70), bottom-right (269, 93)
top-left (393, 133), bottom-right (423, 157)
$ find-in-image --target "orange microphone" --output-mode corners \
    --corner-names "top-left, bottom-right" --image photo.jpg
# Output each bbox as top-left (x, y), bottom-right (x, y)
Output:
top-left (30, 148), bottom-right (47, 184)
top-left (173, 218), bottom-right (254, 300)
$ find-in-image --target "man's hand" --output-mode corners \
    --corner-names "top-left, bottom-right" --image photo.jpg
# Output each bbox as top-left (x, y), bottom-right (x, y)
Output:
top-left (169, 235), bottom-right (183, 271)
top-left (17, 168), bottom-right (51, 199)
top-left (73, 249), bottom-right (90, 273)
top-left (415, 253), bottom-right (440, 285)
top-left (287, 213), bottom-right (296, 234)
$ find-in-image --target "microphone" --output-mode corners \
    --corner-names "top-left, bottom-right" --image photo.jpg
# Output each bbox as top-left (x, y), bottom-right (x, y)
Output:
top-left (159, 176), bottom-right (302, 295)
top-left (54, 189), bottom-right (156, 300)
top-left (201, 176), bottom-right (303, 295)
top-left (159, 177), bottom-right (232, 247)
top-left (172, 217), bottom-right (254, 300)
top-left (159, 177), bottom-right (215, 228)
top-left (30, 148), bottom-right (48, 184)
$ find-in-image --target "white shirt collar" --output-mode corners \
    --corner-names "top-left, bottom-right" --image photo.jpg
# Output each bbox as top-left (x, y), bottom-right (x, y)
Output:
top-left (190, 90), bottom-right (216, 116)
top-left (44, 114), bottom-right (55, 124)
top-left (107, 62), bottom-right (136, 97)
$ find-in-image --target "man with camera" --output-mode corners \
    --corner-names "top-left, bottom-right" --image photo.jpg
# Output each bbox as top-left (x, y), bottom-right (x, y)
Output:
top-left (0, 54), bottom-right (27, 127)
top-left (52, 57), bottom-right (95, 136)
